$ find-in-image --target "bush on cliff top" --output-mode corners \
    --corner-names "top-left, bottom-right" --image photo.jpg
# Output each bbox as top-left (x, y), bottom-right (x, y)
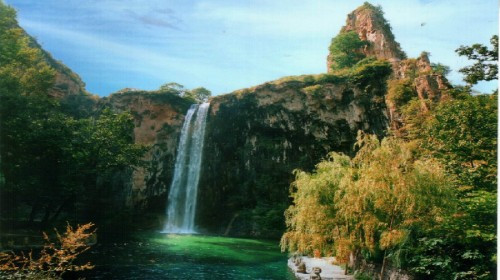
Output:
top-left (329, 31), bottom-right (368, 72)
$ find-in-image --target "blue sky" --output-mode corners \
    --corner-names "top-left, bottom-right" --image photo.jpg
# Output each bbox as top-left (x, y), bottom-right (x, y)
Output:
top-left (5, 0), bottom-right (498, 96)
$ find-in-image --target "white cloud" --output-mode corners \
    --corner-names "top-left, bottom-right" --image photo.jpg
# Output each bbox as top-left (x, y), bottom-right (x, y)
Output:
top-left (13, 0), bottom-right (498, 94)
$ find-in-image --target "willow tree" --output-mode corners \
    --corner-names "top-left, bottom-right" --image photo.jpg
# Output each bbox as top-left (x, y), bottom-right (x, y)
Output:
top-left (281, 133), bottom-right (455, 277)
top-left (280, 153), bottom-right (350, 256)
top-left (335, 133), bottom-right (455, 278)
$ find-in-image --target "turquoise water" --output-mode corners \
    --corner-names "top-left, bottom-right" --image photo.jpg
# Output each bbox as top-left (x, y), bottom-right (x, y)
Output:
top-left (77, 232), bottom-right (295, 279)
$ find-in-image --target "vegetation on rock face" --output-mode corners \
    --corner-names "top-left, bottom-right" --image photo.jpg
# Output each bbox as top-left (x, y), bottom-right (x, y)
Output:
top-left (157, 82), bottom-right (211, 103)
top-left (348, 58), bottom-right (392, 91)
top-left (0, 1), bottom-right (147, 232)
top-left (386, 78), bottom-right (415, 108)
top-left (282, 25), bottom-right (498, 278)
top-left (198, 55), bottom-right (392, 238)
top-left (430, 62), bottom-right (451, 77)
top-left (0, 3), bottom-right (54, 96)
top-left (329, 31), bottom-right (368, 71)
top-left (184, 87), bottom-right (211, 103)
top-left (0, 0), bottom-right (497, 278)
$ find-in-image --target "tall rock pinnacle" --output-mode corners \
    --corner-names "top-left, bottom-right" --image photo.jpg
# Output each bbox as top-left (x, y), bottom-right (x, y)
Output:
top-left (328, 2), bottom-right (406, 72)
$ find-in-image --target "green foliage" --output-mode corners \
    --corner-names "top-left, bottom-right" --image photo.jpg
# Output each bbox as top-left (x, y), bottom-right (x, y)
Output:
top-left (424, 93), bottom-right (497, 192)
top-left (183, 87), bottom-right (211, 103)
top-left (405, 92), bottom-right (497, 279)
top-left (348, 58), bottom-right (392, 92)
top-left (329, 31), bottom-right (368, 71)
top-left (281, 133), bottom-right (455, 274)
top-left (431, 63), bottom-right (451, 76)
top-left (302, 84), bottom-right (323, 97)
top-left (0, 91), bottom-right (75, 223)
top-left (391, 75), bottom-right (497, 278)
top-left (354, 271), bottom-right (373, 280)
top-left (456, 35), bottom-right (498, 86)
top-left (280, 153), bottom-right (351, 255)
top-left (0, 2), bottom-right (147, 228)
top-left (71, 109), bottom-right (147, 171)
top-left (0, 93), bottom-right (147, 226)
top-left (0, 2), bottom-right (55, 95)
top-left (387, 78), bottom-right (415, 107)
top-left (158, 82), bottom-right (184, 94)
top-left (158, 82), bottom-right (211, 103)
top-left (407, 189), bottom-right (496, 279)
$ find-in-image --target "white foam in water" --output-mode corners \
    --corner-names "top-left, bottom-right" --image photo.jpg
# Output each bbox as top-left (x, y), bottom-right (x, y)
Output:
top-left (162, 102), bottom-right (210, 234)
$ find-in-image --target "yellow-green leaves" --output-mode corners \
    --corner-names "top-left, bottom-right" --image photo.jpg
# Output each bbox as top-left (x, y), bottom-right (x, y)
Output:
top-left (281, 133), bottom-right (455, 266)
top-left (280, 153), bottom-right (350, 255)
top-left (0, 2), bottom-right (55, 96)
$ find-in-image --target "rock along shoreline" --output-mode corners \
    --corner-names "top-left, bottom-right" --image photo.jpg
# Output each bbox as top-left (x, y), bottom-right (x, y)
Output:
top-left (288, 256), bottom-right (354, 280)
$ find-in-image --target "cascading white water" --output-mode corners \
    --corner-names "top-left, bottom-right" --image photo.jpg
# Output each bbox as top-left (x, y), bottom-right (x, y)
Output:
top-left (162, 102), bottom-right (210, 233)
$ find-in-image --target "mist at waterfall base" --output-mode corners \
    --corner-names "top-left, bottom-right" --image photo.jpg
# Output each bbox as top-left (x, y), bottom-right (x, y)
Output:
top-left (163, 102), bottom-right (209, 234)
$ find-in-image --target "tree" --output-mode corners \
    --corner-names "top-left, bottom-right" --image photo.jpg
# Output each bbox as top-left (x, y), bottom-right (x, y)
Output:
top-left (281, 133), bottom-right (455, 277)
top-left (423, 93), bottom-right (497, 192)
top-left (0, 3), bottom-right (54, 96)
top-left (184, 87), bottom-right (211, 103)
top-left (328, 31), bottom-right (368, 71)
top-left (63, 109), bottom-right (147, 223)
top-left (0, 223), bottom-right (96, 279)
top-left (0, 1), bottom-right (64, 224)
top-left (394, 54), bottom-right (497, 278)
top-left (456, 35), bottom-right (498, 86)
top-left (430, 63), bottom-right (451, 76)
top-left (336, 134), bottom-right (454, 278)
top-left (0, 2), bottom-right (147, 227)
top-left (158, 82), bottom-right (185, 95)
top-left (280, 153), bottom-right (350, 256)
top-left (407, 93), bottom-right (497, 279)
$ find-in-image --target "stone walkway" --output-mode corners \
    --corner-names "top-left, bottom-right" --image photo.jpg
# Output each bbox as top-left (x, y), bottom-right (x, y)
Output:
top-left (288, 256), bottom-right (354, 280)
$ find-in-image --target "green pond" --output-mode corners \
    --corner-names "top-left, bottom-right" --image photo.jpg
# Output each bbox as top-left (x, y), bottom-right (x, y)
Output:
top-left (77, 232), bottom-right (295, 279)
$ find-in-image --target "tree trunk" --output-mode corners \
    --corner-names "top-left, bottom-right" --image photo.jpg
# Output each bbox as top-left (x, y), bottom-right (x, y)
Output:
top-left (381, 213), bottom-right (395, 280)
top-left (50, 195), bottom-right (73, 222)
top-left (29, 202), bottom-right (40, 224)
top-left (40, 206), bottom-right (52, 229)
top-left (380, 250), bottom-right (388, 280)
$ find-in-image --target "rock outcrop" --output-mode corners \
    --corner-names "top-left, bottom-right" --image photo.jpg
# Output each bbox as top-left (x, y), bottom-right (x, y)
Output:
top-left (388, 52), bottom-right (451, 130)
top-left (95, 2), bottom-right (450, 235)
top-left (16, 2), bottom-right (451, 235)
top-left (197, 73), bottom-right (389, 236)
top-left (328, 3), bottom-right (406, 72)
top-left (327, 3), bottom-right (451, 131)
top-left (24, 32), bottom-right (89, 98)
top-left (99, 90), bottom-right (192, 213)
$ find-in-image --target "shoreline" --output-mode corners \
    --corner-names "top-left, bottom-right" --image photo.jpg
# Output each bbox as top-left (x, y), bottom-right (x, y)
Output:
top-left (287, 256), bottom-right (354, 280)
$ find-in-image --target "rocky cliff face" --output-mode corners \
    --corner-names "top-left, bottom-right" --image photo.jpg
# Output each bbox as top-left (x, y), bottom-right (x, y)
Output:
top-left (24, 33), bottom-right (89, 98)
top-left (197, 72), bottom-right (389, 237)
top-left (328, 3), bottom-right (406, 72)
top-left (388, 53), bottom-right (451, 130)
top-left (27, 2), bottom-right (448, 236)
top-left (326, 3), bottom-right (450, 130)
top-left (99, 90), bottom-right (192, 214)
top-left (97, 3), bottom-right (450, 236)
top-left (194, 4), bottom-right (451, 236)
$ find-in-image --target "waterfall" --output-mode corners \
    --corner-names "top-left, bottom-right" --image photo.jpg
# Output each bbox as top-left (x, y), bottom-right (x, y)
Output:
top-left (162, 102), bottom-right (210, 233)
